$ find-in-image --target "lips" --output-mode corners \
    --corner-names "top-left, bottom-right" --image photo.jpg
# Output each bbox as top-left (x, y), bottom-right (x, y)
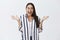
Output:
top-left (28, 12), bottom-right (32, 14)
top-left (27, 13), bottom-right (32, 16)
top-left (28, 13), bottom-right (31, 15)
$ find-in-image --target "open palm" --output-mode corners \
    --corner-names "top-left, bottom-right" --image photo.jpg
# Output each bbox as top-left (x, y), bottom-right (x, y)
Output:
top-left (11, 15), bottom-right (20, 21)
top-left (42, 16), bottom-right (49, 21)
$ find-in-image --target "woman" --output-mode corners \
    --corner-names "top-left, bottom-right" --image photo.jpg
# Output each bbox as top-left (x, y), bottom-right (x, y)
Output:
top-left (11, 3), bottom-right (49, 40)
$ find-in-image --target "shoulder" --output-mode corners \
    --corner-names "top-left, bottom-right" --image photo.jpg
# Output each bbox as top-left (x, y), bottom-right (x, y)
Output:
top-left (20, 14), bottom-right (27, 20)
top-left (20, 14), bottom-right (26, 17)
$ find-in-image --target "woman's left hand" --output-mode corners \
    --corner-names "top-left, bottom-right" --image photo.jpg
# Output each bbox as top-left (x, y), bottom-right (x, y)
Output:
top-left (42, 16), bottom-right (49, 21)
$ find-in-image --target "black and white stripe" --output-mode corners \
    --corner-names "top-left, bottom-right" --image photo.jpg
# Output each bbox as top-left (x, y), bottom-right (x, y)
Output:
top-left (19, 14), bottom-right (40, 40)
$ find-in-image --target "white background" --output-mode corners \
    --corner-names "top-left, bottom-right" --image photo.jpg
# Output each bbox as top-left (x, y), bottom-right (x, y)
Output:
top-left (0, 0), bottom-right (60, 40)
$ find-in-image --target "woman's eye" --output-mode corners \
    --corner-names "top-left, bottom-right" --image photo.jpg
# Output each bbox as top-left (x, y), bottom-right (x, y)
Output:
top-left (31, 7), bottom-right (33, 9)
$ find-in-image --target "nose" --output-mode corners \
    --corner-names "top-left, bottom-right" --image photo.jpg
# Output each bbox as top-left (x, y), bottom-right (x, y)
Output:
top-left (29, 9), bottom-right (31, 12)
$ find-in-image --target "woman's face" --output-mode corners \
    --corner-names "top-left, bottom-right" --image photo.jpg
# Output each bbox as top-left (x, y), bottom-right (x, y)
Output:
top-left (26, 5), bottom-right (34, 16)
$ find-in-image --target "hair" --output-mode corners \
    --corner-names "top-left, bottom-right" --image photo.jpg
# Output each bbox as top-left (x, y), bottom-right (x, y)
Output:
top-left (26, 3), bottom-right (39, 28)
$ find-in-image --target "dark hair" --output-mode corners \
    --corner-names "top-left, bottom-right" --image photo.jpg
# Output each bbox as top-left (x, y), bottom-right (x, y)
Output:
top-left (26, 3), bottom-right (39, 28)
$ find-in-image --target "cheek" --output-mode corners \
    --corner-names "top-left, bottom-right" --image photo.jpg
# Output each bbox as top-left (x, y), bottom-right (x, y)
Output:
top-left (26, 8), bottom-right (29, 12)
top-left (31, 9), bottom-right (33, 13)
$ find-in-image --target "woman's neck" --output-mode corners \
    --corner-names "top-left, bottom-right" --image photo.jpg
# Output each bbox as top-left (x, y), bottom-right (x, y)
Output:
top-left (27, 16), bottom-right (33, 22)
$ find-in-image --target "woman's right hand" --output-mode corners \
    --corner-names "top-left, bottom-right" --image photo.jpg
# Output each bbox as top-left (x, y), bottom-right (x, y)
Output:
top-left (11, 15), bottom-right (20, 21)
top-left (11, 15), bottom-right (21, 28)
top-left (11, 15), bottom-right (23, 32)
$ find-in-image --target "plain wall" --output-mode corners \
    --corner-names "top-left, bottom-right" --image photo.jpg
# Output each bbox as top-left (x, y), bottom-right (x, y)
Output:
top-left (0, 0), bottom-right (60, 40)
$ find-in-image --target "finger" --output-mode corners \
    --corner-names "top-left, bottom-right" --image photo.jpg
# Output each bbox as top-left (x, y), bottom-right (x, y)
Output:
top-left (15, 15), bottom-right (18, 19)
top-left (11, 16), bottom-right (16, 20)
top-left (11, 16), bottom-right (14, 19)
top-left (45, 16), bottom-right (49, 20)
top-left (43, 16), bottom-right (49, 20)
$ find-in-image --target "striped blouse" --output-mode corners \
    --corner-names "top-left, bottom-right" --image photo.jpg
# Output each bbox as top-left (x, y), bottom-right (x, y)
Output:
top-left (19, 14), bottom-right (41, 40)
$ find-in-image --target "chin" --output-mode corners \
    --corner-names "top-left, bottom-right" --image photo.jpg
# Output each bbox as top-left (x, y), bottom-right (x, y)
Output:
top-left (27, 14), bottom-right (32, 16)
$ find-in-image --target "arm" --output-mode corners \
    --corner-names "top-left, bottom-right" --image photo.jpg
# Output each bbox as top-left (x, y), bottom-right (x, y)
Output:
top-left (39, 16), bottom-right (49, 32)
top-left (11, 15), bottom-right (21, 28)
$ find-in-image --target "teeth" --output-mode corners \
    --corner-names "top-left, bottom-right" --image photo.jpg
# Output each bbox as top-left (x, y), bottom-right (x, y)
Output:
top-left (28, 13), bottom-right (31, 16)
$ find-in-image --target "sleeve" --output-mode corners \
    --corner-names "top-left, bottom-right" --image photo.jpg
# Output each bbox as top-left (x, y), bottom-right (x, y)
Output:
top-left (19, 15), bottom-right (23, 32)
top-left (38, 17), bottom-right (43, 33)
